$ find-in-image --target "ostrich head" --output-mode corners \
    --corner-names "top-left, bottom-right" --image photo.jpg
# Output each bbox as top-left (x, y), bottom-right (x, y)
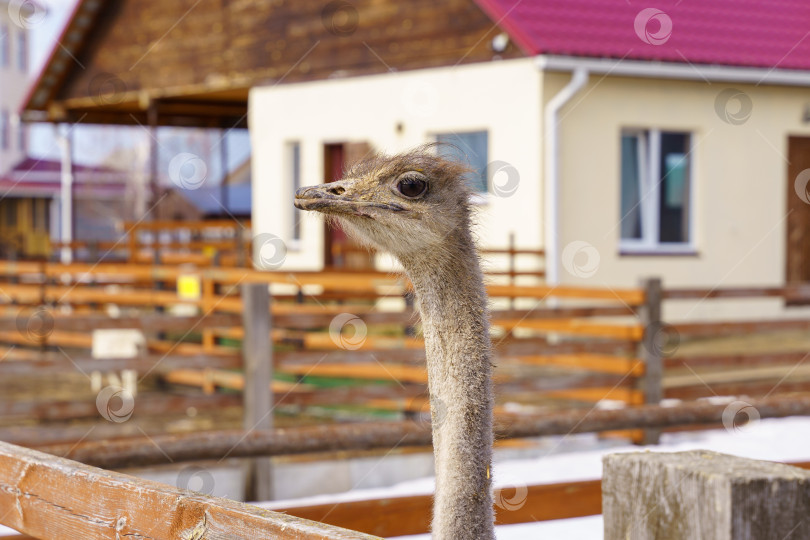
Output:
top-left (294, 145), bottom-right (474, 260)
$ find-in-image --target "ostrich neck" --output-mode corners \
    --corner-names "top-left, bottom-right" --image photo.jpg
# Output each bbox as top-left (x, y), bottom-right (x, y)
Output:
top-left (401, 233), bottom-right (495, 540)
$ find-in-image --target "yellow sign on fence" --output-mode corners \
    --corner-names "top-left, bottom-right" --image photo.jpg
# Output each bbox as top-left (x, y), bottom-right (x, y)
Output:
top-left (177, 273), bottom-right (202, 301)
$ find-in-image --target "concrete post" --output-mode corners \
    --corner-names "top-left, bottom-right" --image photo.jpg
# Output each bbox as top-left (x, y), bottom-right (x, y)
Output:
top-left (603, 450), bottom-right (810, 540)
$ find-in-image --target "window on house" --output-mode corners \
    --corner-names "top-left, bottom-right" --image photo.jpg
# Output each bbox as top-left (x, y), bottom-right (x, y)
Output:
top-left (288, 142), bottom-right (302, 242)
top-left (0, 110), bottom-right (9, 150)
top-left (17, 123), bottom-right (25, 152)
top-left (0, 25), bottom-right (9, 68)
top-left (435, 131), bottom-right (488, 193)
top-left (16, 30), bottom-right (26, 72)
top-left (620, 129), bottom-right (692, 251)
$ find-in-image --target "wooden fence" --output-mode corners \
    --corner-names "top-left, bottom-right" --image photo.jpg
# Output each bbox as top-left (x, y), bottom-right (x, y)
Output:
top-left (3, 262), bottom-right (810, 439)
top-left (662, 285), bottom-right (810, 401)
top-left (0, 260), bottom-right (648, 447)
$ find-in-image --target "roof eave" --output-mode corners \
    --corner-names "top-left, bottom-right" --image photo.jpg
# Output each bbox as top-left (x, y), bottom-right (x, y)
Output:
top-left (536, 54), bottom-right (810, 87)
top-left (20, 0), bottom-right (106, 119)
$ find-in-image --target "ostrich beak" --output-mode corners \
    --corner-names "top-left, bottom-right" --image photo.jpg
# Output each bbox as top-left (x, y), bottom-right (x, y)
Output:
top-left (294, 183), bottom-right (405, 216)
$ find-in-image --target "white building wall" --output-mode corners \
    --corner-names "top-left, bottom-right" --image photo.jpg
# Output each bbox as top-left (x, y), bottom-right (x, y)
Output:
top-left (249, 58), bottom-right (542, 272)
top-left (549, 72), bottom-right (810, 320)
top-left (249, 58), bottom-right (809, 319)
top-left (0, 1), bottom-right (30, 174)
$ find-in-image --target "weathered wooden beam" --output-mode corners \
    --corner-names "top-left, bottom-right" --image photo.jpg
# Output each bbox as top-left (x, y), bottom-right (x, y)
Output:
top-left (0, 441), bottom-right (380, 540)
top-left (0, 313), bottom-right (242, 333)
top-left (0, 393), bottom-right (242, 422)
top-left (0, 353), bottom-right (241, 376)
top-left (665, 381), bottom-right (810, 401)
top-left (492, 305), bottom-right (637, 320)
top-left (486, 284), bottom-right (645, 304)
top-left (274, 349), bottom-right (426, 366)
top-left (510, 354), bottom-right (644, 376)
top-left (35, 395), bottom-right (810, 469)
top-left (603, 451), bottom-right (810, 540)
top-left (493, 318), bottom-right (643, 340)
top-left (159, 367), bottom-right (631, 396)
top-left (40, 422), bottom-right (432, 469)
top-left (665, 350), bottom-right (810, 370)
top-left (661, 284), bottom-right (810, 302)
top-left (662, 286), bottom-right (787, 299)
top-left (0, 261), bottom-right (643, 300)
top-left (482, 247), bottom-right (545, 255)
top-left (664, 364), bottom-right (810, 388)
top-left (497, 336), bottom-right (637, 356)
top-left (673, 318), bottom-right (810, 337)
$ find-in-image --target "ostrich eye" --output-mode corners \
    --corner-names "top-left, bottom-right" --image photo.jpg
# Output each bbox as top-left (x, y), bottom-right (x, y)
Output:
top-left (396, 173), bottom-right (428, 198)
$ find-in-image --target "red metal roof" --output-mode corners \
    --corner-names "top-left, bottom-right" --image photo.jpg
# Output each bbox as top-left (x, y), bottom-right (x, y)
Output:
top-left (474, 0), bottom-right (810, 70)
top-left (4, 157), bottom-right (125, 176)
top-left (0, 157), bottom-right (128, 198)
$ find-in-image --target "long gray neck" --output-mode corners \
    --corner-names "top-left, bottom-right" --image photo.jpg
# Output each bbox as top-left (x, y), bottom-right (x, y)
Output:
top-left (401, 231), bottom-right (495, 540)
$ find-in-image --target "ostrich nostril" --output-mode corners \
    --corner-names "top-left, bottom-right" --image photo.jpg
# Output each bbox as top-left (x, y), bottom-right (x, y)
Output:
top-left (327, 185), bottom-right (346, 196)
top-left (296, 186), bottom-right (323, 199)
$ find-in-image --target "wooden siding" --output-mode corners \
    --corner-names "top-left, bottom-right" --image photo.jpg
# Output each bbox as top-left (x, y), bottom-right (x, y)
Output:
top-left (35, 0), bottom-right (523, 126)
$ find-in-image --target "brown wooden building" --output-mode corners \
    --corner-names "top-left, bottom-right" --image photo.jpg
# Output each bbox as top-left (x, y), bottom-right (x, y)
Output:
top-left (21, 0), bottom-right (520, 129)
top-left (21, 0), bottom-right (521, 268)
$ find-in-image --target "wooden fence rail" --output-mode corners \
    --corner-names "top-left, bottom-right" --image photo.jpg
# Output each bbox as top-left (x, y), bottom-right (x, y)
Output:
top-left (0, 261), bottom-right (648, 425)
top-left (32, 395), bottom-right (810, 469)
top-left (0, 441), bottom-right (378, 540)
top-left (48, 220), bottom-right (545, 282)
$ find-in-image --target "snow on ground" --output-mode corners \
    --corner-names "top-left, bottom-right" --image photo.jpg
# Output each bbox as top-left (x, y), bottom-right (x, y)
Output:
top-left (262, 416), bottom-right (810, 539)
top-left (2, 416), bottom-right (809, 538)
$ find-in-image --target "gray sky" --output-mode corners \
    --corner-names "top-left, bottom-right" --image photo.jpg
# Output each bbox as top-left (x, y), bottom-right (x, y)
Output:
top-left (30, 0), bottom-right (77, 73)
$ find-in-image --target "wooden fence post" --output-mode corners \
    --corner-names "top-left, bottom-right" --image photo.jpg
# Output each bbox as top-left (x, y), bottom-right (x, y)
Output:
top-left (202, 276), bottom-right (216, 352)
top-left (639, 277), bottom-right (662, 445)
top-left (241, 282), bottom-right (274, 501)
top-left (508, 232), bottom-right (516, 310)
top-left (603, 450), bottom-right (810, 540)
top-left (127, 223), bottom-right (138, 263)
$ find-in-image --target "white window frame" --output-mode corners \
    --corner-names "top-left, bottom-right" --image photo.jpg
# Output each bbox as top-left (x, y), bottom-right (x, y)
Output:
top-left (619, 128), bottom-right (696, 255)
top-left (0, 109), bottom-right (9, 150)
top-left (286, 141), bottom-right (302, 250)
top-left (0, 25), bottom-right (9, 68)
top-left (16, 30), bottom-right (26, 72)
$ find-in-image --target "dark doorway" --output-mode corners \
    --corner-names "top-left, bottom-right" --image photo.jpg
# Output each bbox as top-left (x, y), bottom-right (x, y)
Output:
top-left (322, 142), bottom-right (375, 270)
top-left (787, 137), bottom-right (810, 287)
